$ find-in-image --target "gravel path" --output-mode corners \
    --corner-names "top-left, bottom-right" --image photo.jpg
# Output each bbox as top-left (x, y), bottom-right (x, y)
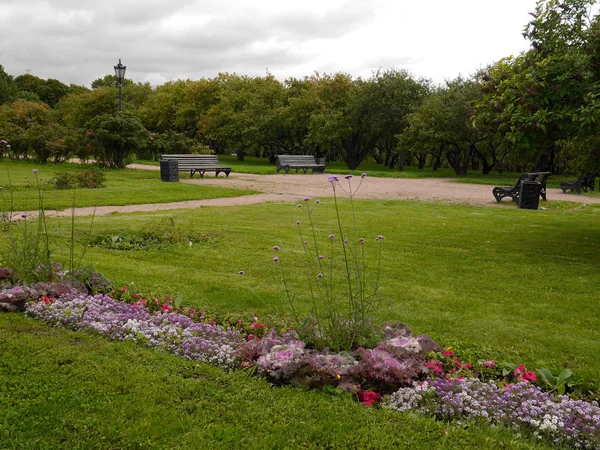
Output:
top-left (16, 164), bottom-right (600, 218)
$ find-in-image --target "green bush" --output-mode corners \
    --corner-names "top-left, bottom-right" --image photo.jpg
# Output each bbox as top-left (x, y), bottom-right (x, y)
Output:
top-left (76, 167), bottom-right (106, 189)
top-left (51, 167), bottom-right (106, 190)
top-left (50, 171), bottom-right (75, 190)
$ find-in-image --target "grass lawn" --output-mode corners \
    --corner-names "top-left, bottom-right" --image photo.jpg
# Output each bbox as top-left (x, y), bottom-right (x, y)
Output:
top-left (0, 159), bottom-right (256, 211)
top-left (24, 197), bottom-right (597, 389)
top-left (0, 313), bottom-right (554, 449)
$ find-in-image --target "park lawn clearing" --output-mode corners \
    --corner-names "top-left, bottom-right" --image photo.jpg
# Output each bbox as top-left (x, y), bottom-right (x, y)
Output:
top-left (0, 159), bottom-right (256, 211)
top-left (61, 198), bottom-right (600, 388)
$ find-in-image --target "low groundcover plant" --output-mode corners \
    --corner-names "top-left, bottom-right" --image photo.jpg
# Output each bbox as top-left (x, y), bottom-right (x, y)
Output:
top-left (385, 378), bottom-right (600, 449)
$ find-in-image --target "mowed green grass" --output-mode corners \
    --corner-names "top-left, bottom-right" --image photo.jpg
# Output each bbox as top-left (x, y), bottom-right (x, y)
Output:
top-left (56, 198), bottom-right (600, 387)
top-left (0, 314), bottom-right (554, 449)
top-left (0, 159), bottom-right (256, 211)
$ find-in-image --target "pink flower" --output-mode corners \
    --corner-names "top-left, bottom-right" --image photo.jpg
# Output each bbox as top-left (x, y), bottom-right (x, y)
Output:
top-left (160, 304), bottom-right (173, 312)
top-left (442, 349), bottom-right (453, 357)
top-left (482, 360), bottom-right (496, 368)
top-left (521, 371), bottom-right (537, 383)
top-left (121, 285), bottom-right (128, 292)
top-left (513, 364), bottom-right (527, 378)
top-left (357, 391), bottom-right (382, 407)
top-left (273, 257), bottom-right (279, 262)
top-left (247, 334), bottom-right (255, 340)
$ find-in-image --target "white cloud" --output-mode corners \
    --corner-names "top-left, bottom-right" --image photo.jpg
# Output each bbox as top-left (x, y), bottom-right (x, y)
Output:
top-left (0, 0), bottom-right (542, 87)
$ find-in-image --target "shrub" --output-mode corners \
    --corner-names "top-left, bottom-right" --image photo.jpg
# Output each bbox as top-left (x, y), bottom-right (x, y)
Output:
top-left (75, 166), bottom-right (106, 189)
top-left (50, 171), bottom-right (75, 190)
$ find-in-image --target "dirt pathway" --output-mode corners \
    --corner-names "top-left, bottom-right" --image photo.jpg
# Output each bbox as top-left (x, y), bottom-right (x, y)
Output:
top-left (16, 164), bottom-right (600, 218)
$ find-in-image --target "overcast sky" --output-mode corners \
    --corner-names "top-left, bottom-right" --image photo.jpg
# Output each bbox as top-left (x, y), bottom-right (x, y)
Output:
top-left (0, 0), bottom-right (541, 88)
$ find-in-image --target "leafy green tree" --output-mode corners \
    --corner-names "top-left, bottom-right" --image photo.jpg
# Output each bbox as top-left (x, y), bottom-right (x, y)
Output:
top-left (0, 64), bottom-right (17, 105)
top-left (399, 78), bottom-right (486, 176)
top-left (88, 113), bottom-right (149, 168)
top-left (473, 0), bottom-right (599, 173)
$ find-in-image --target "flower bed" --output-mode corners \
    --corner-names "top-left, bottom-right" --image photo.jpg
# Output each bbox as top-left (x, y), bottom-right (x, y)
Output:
top-left (20, 291), bottom-right (600, 448)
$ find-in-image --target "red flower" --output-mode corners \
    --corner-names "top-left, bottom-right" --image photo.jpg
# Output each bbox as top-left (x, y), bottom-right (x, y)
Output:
top-left (160, 304), bottom-right (173, 312)
top-left (442, 349), bottom-right (453, 357)
top-left (357, 391), bottom-right (382, 406)
top-left (121, 285), bottom-right (128, 292)
top-left (41, 295), bottom-right (53, 305)
top-left (521, 371), bottom-right (537, 382)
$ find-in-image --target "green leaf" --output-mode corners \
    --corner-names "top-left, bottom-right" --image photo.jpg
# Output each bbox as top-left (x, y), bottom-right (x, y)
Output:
top-left (557, 368), bottom-right (572, 382)
top-left (174, 295), bottom-right (184, 309)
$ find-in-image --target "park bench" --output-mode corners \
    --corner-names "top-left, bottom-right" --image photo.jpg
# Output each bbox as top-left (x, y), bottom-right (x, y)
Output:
top-left (492, 172), bottom-right (551, 203)
top-left (160, 154), bottom-right (231, 178)
top-left (276, 155), bottom-right (326, 174)
top-left (560, 174), bottom-right (597, 194)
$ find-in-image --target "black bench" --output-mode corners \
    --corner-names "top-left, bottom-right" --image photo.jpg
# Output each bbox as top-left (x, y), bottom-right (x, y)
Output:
top-left (492, 172), bottom-right (551, 203)
top-left (560, 174), bottom-right (597, 194)
top-left (160, 154), bottom-right (231, 178)
top-left (276, 155), bottom-right (325, 174)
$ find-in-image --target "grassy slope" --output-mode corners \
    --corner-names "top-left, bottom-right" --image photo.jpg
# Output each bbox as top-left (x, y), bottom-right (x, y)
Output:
top-left (0, 159), bottom-right (255, 210)
top-left (0, 314), bottom-right (553, 449)
top-left (71, 198), bottom-right (600, 387)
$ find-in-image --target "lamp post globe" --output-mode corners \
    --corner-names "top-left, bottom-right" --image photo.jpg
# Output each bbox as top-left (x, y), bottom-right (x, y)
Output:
top-left (113, 59), bottom-right (126, 112)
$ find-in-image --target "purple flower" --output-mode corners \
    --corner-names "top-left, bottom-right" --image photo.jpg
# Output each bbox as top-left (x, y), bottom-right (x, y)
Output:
top-left (296, 221), bottom-right (300, 225)
top-left (238, 270), bottom-right (245, 275)
top-left (33, 169), bottom-right (38, 174)
top-left (345, 174), bottom-right (353, 179)
top-left (303, 241), bottom-right (308, 245)
top-left (361, 173), bottom-right (367, 178)
top-left (304, 197), bottom-right (311, 202)
top-left (328, 176), bottom-right (339, 183)
top-left (0, 140), bottom-right (6, 144)
top-left (377, 235), bottom-right (385, 240)
top-left (273, 257), bottom-right (279, 263)
top-left (5, 144), bottom-right (10, 149)
top-left (359, 238), bottom-right (365, 245)
top-left (482, 360), bottom-right (495, 368)
top-left (328, 234), bottom-right (335, 239)
top-left (273, 246), bottom-right (280, 251)
top-left (315, 200), bottom-right (320, 204)
top-left (316, 273), bottom-right (323, 279)
top-left (297, 204), bottom-right (302, 209)
top-left (318, 255), bottom-right (324, 260)
top-left (21, 214), bottom-right (27, 218)
top-left (343, 239), bottom-right (349, 244)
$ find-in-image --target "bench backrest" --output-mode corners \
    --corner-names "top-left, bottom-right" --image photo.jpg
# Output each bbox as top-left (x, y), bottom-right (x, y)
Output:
top-left (525, 172), bottom-right (551, 186)
top-left (277, 155), bottom-right (321, 166)
top-left (160, 154), bottom-right (224, 166)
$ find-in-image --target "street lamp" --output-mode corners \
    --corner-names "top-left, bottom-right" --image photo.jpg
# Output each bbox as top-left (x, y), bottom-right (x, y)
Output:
top-left (113, 58), bottom-right (126, 112)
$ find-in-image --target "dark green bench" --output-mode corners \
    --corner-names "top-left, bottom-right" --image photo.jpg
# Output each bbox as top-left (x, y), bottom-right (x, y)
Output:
top-left (276, 155), bottom-right (325, 174)
top-left (560, 174), bottom-right (597, 194)
top-left (160, 154), bottom-right (231, 178)
top-left (492, 172), bottom-right (551, 203)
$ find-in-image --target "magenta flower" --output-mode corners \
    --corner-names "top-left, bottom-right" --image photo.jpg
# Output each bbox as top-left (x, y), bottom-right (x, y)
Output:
top-left (273, 246), bottom-right (280, 251)
top-left (482, 360), bottom-right (495, 368)
top-left (273, 257), bottom-right (279, 263)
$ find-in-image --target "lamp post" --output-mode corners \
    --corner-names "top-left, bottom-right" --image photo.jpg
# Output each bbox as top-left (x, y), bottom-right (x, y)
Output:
top-left (113, 58), bottom-right (126, 112)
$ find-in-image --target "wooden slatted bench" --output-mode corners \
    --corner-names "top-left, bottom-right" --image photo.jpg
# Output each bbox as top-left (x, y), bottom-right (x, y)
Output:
top-left (560, 174), bottom-right (597, 194)
top-left (492, 172), bottom-right (551, 203)
top-left (276, 155), bottom-right (326, 174)
top-left (160, 154), bottom-right (231, 178)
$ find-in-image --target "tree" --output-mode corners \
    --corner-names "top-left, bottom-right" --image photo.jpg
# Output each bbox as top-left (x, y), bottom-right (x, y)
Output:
top-left (399, 78), bottom-right (486, 176)
top-left (88, 113), bottom-right (149, 168)
top-left (0, 64), bottom-right (17, 105)
top-left (473, 0), bottom-right (599, 173)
